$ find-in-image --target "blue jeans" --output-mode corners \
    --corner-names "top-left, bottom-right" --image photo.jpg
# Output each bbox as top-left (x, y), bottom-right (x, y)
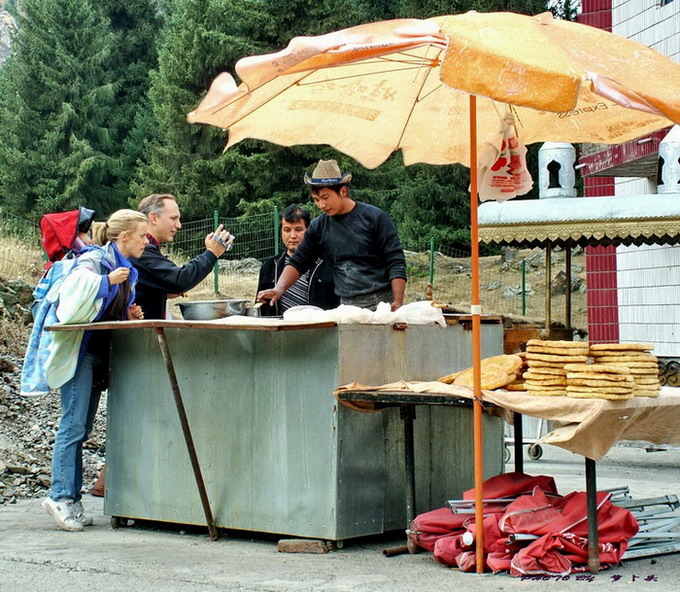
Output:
top-left (50, 352), bottom-right (102, 502)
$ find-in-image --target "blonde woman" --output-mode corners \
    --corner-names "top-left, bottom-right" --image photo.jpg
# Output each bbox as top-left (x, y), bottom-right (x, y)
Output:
top-left (42, 209), bottom-right (147, 532)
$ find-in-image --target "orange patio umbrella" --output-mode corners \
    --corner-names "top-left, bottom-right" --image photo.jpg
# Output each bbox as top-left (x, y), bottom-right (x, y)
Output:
top-left (188, 11), bottom-right (680, 572)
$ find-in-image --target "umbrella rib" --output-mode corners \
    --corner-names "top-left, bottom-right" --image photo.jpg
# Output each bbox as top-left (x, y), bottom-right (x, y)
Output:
top-left (295, 64), bottom-right (433, 87)
top-left (209, 58), bottom-right (435, 119)
top-left (208, 69), bottom-right (321, 118)
top-left (395, 47), bottom-right (446, 149)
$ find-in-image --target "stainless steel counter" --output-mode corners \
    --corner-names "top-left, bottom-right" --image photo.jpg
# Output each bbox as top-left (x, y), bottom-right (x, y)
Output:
top-left (98, 319), bottom-right (504, 541)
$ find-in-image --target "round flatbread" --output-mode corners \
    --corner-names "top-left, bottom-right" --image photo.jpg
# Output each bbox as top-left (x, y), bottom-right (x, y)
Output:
top-left (525, 389), bottom-right (567, 397)
top-left (437, 369), bottom-right (465, 384)
top-left (504, 382), bottom-right (527, 391)
top-left (524, 379), bottom-right (568, 388)
top-left (566, 385), bottom-right (633, 394)
top-left (590, 350), bottom-right (653, 357)
top-left (527, 360), bottom-right (570, 369)
top-left (593, 355), bottom-right (658, 363)
top-left (437, 355), bottom-right (523, 390)
top-left (630, 368), bottom-right (660, 378)
top-left (568, 378), bottom-right (633, 388)
top-left (566, 372), bottom-right (632, 382)
top-left (524, 371), bottom-right (568, 381)
top-left (590, 343), bottom-right (653, 351)
top-left (567, 391), bottom-right (634, 400)
top-left (453, 354), bottom-right (523, 390)
top-left (524, 382), bottom-right (566, 393)
top-left (527, 345), bottom-right (589, 356)
top-left (564, 363), bottom-right (630, 374)
top-left (522, 367), bottom-right (566, 377)
top-left (450, 368), bottom-right (514, 389)
top-left (527, 339), bottom-right (589, 349)
top-left (633, 377), bottom-right (661, 385)
top-left (634, 390), bottom-right (660, 398)
top-left (624, 362), bottom-right (660, 369)
top-left (526, 353), bottom-right (589, 363)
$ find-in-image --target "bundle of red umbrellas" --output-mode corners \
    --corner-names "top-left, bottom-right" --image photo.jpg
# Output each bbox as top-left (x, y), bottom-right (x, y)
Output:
top-left (408, 472), bottom-right (639, 577)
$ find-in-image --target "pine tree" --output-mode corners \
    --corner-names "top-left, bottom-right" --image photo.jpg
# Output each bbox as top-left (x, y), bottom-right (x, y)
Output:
top-left (98, 0), bottom-right (161, 206)
top-left (131, 0), bottom-right (280, 218)
top-left (0, 0), bottom-right (122, 216)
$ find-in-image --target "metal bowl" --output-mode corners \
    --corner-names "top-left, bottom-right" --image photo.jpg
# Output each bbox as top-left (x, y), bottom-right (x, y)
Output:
top-left (178, 299), bottom-right (249, 320)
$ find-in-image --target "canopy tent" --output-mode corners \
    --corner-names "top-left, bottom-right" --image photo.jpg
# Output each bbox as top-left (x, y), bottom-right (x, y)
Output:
top-left (478, 195), bottom-right (680, 249)
top-left (478, 194), bottom-right (680, 333)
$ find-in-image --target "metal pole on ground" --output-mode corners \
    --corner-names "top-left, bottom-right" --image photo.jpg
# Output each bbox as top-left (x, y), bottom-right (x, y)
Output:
top-left (429, 237), bottom-right (435, 285)
top-left (469, 94), bottom-right (485, 574)
top-left (155, 328), bottom-right (220, 541)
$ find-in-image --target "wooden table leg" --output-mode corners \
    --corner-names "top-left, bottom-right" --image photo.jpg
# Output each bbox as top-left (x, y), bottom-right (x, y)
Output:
top-left (155, 328), bottom-right (220, 541)
top-left (401, 405), bottom-right (417, 524)
top-left (383, 405), bottom-right (419, 557)
top-left (585, 457), bottom-right (600, 573)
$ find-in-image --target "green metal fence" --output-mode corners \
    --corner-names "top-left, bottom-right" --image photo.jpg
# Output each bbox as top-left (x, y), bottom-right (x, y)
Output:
top-left (1, 207), bottom-right (585, 329)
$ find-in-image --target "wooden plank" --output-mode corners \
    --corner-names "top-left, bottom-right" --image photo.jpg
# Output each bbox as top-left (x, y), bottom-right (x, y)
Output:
top-left (47, 319), bottom-right (337, 332)
top-left (336, 390), bottom-right (474, 407)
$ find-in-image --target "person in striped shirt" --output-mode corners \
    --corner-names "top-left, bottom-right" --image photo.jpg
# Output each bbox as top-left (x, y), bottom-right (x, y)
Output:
top-left (256, 204), bottom-right (338, 316)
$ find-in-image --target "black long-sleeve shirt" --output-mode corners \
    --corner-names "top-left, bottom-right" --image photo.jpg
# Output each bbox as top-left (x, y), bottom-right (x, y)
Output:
top-left (287, 202), bottom-right (407, 299)
top-left (129, 243), bottom-right (217, 319)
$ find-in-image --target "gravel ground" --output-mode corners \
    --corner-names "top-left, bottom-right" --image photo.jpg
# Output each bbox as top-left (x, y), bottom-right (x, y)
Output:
top-left (0, 310), bottom-right (106, 506)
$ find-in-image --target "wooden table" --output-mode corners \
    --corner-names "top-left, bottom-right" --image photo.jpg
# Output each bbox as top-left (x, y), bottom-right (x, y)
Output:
top-left (335, 385), bottom-right (680, 572)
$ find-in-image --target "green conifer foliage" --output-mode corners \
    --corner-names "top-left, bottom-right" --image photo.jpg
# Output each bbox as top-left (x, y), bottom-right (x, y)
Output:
top-left (0, 0), bottom-right (122, 216)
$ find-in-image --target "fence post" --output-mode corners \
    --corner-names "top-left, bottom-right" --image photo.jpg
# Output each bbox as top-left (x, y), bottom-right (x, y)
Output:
top-left (273, 207), bottom-right (279, 257)
top-left (213, 210), bottom-right (219, 295)
top-left (429, 237), bottom-right (435, 285)
top-left (521, 259), bottom-right (527, 316)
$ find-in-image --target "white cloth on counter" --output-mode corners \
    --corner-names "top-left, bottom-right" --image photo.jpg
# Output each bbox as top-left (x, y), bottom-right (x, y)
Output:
top-left (282, 301), bottom-right (446, 327)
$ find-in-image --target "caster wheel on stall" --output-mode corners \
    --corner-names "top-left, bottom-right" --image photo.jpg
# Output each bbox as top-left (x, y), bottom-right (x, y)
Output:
top-left (111, 516), bottom-right (129, 528)
top-left (527, 445), bottom-right (543, 461)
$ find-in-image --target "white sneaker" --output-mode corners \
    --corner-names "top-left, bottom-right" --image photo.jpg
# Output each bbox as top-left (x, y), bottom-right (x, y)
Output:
top-left (73, 500), bottom-right (94, 526)
top-left (42, 497), bottom-right (84, 532)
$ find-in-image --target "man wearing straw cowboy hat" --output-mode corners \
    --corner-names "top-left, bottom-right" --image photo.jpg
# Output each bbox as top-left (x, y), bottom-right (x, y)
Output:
top-left (257, 159), bottom-right (407, 311)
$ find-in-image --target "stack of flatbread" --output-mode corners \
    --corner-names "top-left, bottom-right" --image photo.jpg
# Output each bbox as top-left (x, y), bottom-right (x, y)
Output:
top-left (523, 339), bottom-right (590, 396)
top-left (437, 354), bottom-right (523, 390)
top-left (564, 362), bottom-right (634, 400)
top-left (589, 343), bottom-right (661, 398)
top-left (504, 352), bottom-right (528, 391)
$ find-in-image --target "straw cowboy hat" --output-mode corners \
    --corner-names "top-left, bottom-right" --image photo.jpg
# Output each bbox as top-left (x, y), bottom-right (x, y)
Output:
top-left (303, 159), bottom-right (352, 186)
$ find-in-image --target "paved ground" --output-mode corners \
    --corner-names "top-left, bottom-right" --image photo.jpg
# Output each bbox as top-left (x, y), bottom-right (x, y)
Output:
top-left (1, 445), bottom-right (679, 592)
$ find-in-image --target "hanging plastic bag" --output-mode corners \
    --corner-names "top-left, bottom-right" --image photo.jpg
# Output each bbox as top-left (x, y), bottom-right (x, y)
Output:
top-left (478, 112), bottom-right (533, 202)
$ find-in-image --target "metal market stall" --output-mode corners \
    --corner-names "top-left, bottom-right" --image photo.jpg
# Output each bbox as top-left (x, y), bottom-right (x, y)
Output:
top-left (52, 316), bottom-right (506, 543)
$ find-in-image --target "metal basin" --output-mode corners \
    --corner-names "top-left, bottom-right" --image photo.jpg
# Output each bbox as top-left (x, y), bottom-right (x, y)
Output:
top-left (178, 299), bottom-right (249, 320)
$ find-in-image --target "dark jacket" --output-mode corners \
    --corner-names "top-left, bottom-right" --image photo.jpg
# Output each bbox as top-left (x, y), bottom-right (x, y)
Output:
top-left (256, 252), bottom-right (339, 316)
top-left (287, 202), bottom-right (406, 299)
top-left (129, 242), bottom-right (217, 319)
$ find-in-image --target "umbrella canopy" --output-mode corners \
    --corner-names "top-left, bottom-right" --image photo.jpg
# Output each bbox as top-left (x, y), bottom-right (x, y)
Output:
top-left (188, 13), bottom-right (680, 169)
top-left (188, 11), bottom-right (680, 573)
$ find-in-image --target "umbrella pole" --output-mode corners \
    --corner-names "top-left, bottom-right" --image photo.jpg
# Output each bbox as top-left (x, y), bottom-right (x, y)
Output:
top-left (469, 94), bottom-right (485, 573)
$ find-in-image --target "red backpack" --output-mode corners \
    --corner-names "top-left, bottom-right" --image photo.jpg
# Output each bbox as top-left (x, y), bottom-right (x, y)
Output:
top-left (39, 207), bottom-right (95, 268)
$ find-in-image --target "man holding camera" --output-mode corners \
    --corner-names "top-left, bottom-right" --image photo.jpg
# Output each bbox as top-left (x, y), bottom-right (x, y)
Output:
top-left (130, 193), bottom-right (233, 319)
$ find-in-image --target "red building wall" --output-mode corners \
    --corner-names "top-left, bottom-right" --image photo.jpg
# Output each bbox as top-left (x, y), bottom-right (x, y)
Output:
top-left (579, 0), bottom-right (619, 344)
